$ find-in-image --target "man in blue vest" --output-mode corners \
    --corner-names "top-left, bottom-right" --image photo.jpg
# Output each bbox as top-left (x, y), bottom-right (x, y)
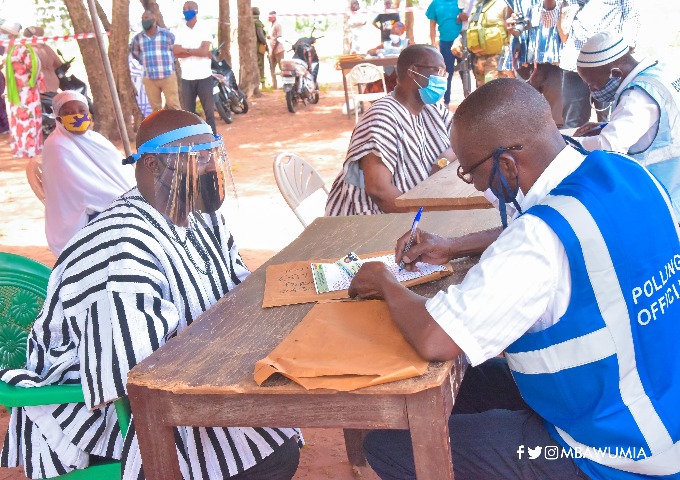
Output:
top-left (348, 78), bottom-right (680, 479)
top-left (572, 31), bottom-right (680, 219)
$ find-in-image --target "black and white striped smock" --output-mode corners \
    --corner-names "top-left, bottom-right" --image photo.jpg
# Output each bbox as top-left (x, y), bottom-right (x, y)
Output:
top-left (325, 93), bottom-right (453, 216)
top-left (0, 189), bottom-right (301, 479)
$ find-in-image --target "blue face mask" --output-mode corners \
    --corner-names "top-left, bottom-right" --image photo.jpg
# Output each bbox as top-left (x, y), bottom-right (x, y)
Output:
top-left (590, 72), bottom-right (623, 104)
top-left (410, 69), bottom-right (447, 105)
top-left (183, 9), bottom-right (197, 21)
top-left (488, 147), bottom-right (523, 229)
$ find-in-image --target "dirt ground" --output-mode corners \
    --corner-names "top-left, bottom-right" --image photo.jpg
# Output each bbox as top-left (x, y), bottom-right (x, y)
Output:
top-left (1, 76), bottom-right (460, 478)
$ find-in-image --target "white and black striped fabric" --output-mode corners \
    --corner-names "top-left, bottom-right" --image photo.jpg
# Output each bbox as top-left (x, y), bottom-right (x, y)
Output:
top-left (325, 94), bottom-right (453, 216)
top-left (0, 189), bottom-right (301, 479)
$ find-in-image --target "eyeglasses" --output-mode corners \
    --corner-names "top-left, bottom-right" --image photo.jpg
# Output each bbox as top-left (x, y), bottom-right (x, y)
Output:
top-left (412, 64), bottom-right (447, 77)
top-left (457, 145), bottom-right (523, 184)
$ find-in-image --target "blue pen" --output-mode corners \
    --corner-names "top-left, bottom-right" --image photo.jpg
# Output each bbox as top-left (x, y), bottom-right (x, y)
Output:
top-left (398, 207), bottom-right (423, 272)
top-left (583, 122), bottom-right (608, 135)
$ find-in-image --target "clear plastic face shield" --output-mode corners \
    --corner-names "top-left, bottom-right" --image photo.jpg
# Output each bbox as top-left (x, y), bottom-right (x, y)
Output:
top-left (124, 124), bottom-right (238, 227)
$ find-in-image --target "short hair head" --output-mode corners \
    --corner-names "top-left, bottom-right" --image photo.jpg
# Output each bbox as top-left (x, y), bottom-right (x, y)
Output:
top-left (396, 44), bottom-right (440, 79)
top-left (452, 78), bottom-right (557, 162)
top-left (142, 10), bottom-right (155, 21)
top-left (184, 1), bottom-right (198, 11)
top-left (136, 110), bottom-right (206, 149)
top-left (23, 26), bottom-right (44, 37)
top-left (252, 6), bottom-right (260, 16)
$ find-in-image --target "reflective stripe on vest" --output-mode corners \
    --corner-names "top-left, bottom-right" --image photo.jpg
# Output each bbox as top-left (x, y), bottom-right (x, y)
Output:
top-left (506, 153), bottom-right (680, 476)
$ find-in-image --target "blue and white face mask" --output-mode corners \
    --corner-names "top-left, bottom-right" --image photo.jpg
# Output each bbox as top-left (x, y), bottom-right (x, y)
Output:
top-left (409, 69), bottom-right (447, 105)
top-left (590, 69), bottom-right (623, 104)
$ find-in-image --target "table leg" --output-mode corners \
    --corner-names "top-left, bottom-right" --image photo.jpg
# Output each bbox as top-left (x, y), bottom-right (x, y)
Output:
top-left (127, 385), bottom-right (182, 480)
top-left (406, 384), bottom-right (455, 480)
top-left (343, 429), bottom-right (368, 466)
top-left (342, 70), bottom-right (351, 119)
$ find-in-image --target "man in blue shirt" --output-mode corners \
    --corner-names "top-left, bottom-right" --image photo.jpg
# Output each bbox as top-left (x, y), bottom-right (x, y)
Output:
top-left (426, 0), bottom-right (464, 105)
top-left (130, 10), bottom-right (180, 112)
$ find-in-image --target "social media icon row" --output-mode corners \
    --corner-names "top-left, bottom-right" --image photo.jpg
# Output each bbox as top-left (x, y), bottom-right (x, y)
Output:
top-left (517, 445), bottom-right (560, 460)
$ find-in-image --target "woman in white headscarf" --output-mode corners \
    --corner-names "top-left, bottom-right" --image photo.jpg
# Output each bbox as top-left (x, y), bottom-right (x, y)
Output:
top-left (42, 90), bottom-right (135, 256)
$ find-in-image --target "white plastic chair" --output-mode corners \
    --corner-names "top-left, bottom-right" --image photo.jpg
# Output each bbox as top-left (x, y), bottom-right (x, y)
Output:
top-left (346, 63), bottom-right (387, 123)
top-left (273, 152), bottom-right (329, 227)
top-left (26, 158), bottom-right (45, 204)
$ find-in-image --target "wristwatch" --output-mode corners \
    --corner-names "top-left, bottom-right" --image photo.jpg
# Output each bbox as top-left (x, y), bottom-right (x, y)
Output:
top-left (436, 158), bottom-right (450, 168)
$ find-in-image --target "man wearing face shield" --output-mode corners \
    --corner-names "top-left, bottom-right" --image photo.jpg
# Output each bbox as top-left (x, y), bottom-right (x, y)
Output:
top-left (0, 110), bottom-right (302, 479)
top-left (572, 31), bottom-right (680, 218)
top-left (347, 79), bottom-right (680, 479)
top-left (326, 45), bottom-right (456, 216)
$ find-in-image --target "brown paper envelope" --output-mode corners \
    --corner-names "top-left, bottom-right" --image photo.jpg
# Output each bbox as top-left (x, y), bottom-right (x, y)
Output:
top-left (262, 250), bottom-right (453, 308)
top-left (254, 300), bottom-right (429, 391)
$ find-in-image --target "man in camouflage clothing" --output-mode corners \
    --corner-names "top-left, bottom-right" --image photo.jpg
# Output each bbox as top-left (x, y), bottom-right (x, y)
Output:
top-left (253, 7), bottom-right (268, 89)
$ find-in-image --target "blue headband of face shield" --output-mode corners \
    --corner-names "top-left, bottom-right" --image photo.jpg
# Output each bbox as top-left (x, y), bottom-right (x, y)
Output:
top-left (122, 124), bottom-right (222, 165)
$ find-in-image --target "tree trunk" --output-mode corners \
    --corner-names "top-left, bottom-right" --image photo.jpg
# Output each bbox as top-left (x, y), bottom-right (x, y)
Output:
top-left (218, 0), bottom-right (231, 64)
top-left (236, 0), bottom-right (259, 98)
top-left (110, 0), bottom-right (143, 139)
top-left (62, 0), bottom-right (118, 140)
top-left (140, 0), bottom-right (166, 28)
top-left (94, 0), bottom-right (111, 31)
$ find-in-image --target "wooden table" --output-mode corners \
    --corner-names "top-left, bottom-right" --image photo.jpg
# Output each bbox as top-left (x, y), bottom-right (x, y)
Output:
top-left (395, 161), bottom-right (493, 212)
top-left (340, 55), bottom-right (398, 119)
top-left (127, 209), bottom-right (501, 480)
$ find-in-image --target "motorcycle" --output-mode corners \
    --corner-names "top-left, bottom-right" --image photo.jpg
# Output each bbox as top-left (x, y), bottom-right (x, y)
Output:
top-left (41, 49), bottom-right (94, 138)
top-left (211, 44), bottom-right (248, 125)
top-left (280, 32), bottom-right (321, 113)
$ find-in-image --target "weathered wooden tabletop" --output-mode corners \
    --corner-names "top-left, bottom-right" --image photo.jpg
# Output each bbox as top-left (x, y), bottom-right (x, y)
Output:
top-left (395, 161), bottom-right (493, 211)
top-left (127, 209), bottom-right (500, 480)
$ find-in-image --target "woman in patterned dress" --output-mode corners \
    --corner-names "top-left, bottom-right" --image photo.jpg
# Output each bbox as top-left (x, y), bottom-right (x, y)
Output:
top-left (1, 21), bottom-right (44, 158)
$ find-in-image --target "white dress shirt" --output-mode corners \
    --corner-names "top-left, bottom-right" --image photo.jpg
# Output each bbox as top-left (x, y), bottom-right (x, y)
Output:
top-left (575, 58), bottom-right (660, 154)
top-left (425, 146), bottom-right (586, 367)
top-left (173, 21), bottom-right (212, 80)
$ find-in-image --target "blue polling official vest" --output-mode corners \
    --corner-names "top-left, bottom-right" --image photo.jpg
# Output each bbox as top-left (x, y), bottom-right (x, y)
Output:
top-left (616, 61), bottom-right (680, 218)
top-left (506, 151), bottom-right (680, 479)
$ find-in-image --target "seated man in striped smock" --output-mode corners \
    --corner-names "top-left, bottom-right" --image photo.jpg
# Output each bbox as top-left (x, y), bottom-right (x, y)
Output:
top-left (0, 110), bottom-right (302, 480)
top-left (325, 45), bottom-right (456, 216)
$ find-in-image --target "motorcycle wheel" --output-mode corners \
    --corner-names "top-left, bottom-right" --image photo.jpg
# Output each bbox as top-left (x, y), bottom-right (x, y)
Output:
top-left (285, 90), bottom-right (297, 113)
top-left (308, 91), bottom-right (320, 105)
top-left (42, 120), bottom-right (56, 139)
top-left (230, 95), bottom-right (249, 114)
top-left (214, 93), bottom-right (233, 124)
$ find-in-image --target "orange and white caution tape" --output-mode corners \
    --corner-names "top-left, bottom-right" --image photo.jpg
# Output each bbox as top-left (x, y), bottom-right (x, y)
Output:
top-left (0, 31), bottom-right (110, 47)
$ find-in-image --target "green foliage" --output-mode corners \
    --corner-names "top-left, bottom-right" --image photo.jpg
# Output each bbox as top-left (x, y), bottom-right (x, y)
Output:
top-left (34, 0), bottom-right (72, 34)
top-left (294, 17), bottom-right (330, 35)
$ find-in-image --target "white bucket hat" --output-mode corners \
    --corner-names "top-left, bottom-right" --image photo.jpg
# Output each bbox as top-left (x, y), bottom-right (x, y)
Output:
top-left (577, 31), bottom-right (629, 68)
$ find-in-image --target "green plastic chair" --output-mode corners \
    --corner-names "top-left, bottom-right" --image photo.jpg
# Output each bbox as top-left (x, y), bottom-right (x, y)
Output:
top-left (0, 252), bottom-right (130, 480)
